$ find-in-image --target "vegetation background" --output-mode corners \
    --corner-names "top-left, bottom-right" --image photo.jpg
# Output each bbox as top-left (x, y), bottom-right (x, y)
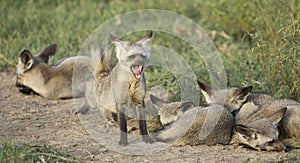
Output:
top-left (0, 0), bottom-right (299, 161)
top-left (1, 0), bottom-right (299, 101)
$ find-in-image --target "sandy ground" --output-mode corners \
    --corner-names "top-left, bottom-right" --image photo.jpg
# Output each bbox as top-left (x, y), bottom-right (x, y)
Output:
top-left (1, 67), bottom-right (299, 162)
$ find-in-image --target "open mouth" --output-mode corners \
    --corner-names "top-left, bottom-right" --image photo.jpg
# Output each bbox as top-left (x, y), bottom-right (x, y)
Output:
top-left (131, 65), bottom-right (143, 79)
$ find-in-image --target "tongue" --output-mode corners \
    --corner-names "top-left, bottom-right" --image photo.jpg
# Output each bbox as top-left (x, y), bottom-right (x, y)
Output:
top-left (132, 65), bottom-right (143, 79)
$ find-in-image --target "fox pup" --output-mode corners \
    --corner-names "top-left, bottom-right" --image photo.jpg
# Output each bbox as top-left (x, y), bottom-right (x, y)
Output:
top-left (234, 106), bottom-right (287, 151)
top-left (95, 32), bottom-right (154, 146)
top-left (150, 94), bottom-right (234, 146)
top-left (198, 81), bottom-right (300, 151)
top-left (16, 44), bottom-right (57, 94)
top-left (16, 44), bottom-right (92, 100)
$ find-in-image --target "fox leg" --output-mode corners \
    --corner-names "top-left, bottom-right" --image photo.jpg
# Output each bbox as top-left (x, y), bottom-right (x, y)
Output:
top-left (136, 101), bottom-right (154, 144)
top-left (117, 103), bottom-right (128, 146)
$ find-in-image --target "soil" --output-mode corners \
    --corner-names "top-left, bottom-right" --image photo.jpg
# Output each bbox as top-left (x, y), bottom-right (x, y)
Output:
top-left (1, 67), bottom-right (299, 162)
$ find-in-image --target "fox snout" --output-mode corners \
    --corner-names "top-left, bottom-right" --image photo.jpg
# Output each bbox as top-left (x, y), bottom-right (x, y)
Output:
top-left (256, 139), bottom-right (286, 152)
top-left (15, 76), bottom-right (32, 94)
top-left (128, 55), bottom-right (148, 80)
top-left (264, 140), bottom-right (286, 152)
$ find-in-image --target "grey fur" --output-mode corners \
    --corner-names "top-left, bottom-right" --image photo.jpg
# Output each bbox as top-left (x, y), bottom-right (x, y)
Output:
top-left (16, 44), bottom-right (92, 100)
top-left (150, 94), bottom-right (234, 146)
top-left (94, 31), bottom-right (154, 146)
top-left (198, 81), bottom-right (300, 151)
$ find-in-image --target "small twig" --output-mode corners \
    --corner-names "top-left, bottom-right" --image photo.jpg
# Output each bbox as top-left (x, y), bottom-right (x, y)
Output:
top-left (26, 152), bottom-right (78, 162)
top-left (78, 148), bottom-right (94, 160)
top-left (0, 53), bottom-right (15, 66)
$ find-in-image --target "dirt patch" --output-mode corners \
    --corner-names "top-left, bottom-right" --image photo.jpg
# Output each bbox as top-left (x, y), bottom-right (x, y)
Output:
top-left (0, 68), bottom-right (299, 162)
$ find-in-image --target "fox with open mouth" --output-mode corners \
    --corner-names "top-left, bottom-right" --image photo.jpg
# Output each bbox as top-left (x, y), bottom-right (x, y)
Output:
top-left (94, 31), bottom-right (154, 146)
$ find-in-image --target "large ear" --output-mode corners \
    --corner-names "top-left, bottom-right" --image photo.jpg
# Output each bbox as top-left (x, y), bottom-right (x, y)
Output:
top-left (233, 86), bottom-right (253, 104)
top-left (19, 50), bottom-right (34, 70)
top-left (38, 44), bottom-right (57, 64)
top-left (109, 34), bottom-right (122, 42)
top-left (109, 34), bottom-right (127, 54)
top-left (197, 81), bottom-right (213, 101)
top-left (150, 94), bottom-right (166, 111)
top-left (235, 124), bottom-right (257, 139)
top-left (136, 31), bottom-right (153, 46)
top-left (180, 101), bottom-right (196, 112)
top-left (267, 107), bottom-right (287, 125)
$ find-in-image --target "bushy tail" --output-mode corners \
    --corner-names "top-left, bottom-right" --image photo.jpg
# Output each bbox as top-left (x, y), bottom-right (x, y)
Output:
top-left (91, 48), bottom-right (112, 80)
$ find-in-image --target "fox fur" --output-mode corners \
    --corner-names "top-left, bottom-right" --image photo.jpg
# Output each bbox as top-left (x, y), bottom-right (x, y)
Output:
top-left (16, 44), bottom-right (92, 100)
top-left (150, 94), bottom-right (234, 146)
top-left (94, 32), bottom-right (154, 146)
top-left (198, 81), bottom-right (300, 151)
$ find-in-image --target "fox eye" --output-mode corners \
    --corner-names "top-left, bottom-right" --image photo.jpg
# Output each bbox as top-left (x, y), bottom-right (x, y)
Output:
top-left (174, 108), bottom-right (182, 114)
top-left (250, 133), bottom-right (257, 139)
top-left (266, 140), bottom-right (276, 146)
top-left (242, 135), bottom-right (249, 140)
top-left (128, 55), bottom-right (136, 59)
top-left (127, 42), bottom-right (134, 46)
top-left (173, 108), bottom-right (180, 113)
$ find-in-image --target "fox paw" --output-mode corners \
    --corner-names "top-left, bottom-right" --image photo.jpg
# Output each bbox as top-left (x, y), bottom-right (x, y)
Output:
top-left (74, 104), bottom-right (90, 115)
top-left (142, 135), bottom-right (154, 144)
top-left (119, 138), bottom-right (128, 146)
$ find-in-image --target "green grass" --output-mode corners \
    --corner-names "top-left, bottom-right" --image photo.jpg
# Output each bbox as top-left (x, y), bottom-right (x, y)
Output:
top-left (0, 0), bottom-right (299, 161)
top-left (1, 0), bottom-right (298, 101)
top-left (277, 154), bottom-right (300, 163)
top-left (0, 142), bottom-right (77, 162)
top-left (242, 153), bottom-right (300, 163)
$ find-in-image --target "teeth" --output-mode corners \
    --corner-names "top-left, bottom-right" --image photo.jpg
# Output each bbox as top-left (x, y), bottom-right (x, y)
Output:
top-left (136, 74), bottom-right (141, 79)
top-left (131, 65), bottom-right (143, 79)
top-left (133, 65), bottom-right (139, 70)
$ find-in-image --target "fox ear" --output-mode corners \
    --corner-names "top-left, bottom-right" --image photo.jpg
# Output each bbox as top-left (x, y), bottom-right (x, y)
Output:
top-left (235, 124), bottom-right (257, 139)
top-left (109, 34), bottom-right (121, 42)
top-left (136, 31), bottom-right (153, 46)
top-left (109, 34), bottom-right (127, 55)
top-left (38, 44), bottom-right (57, 64)
top-left (19, 50), bottom-right (34, 70)
top-left (180, 101), bottom-right (195, 112)
top-left (150, 94), bottom-right (166, 111)
top-left (267, 107), bottom-right (287, 125)
top-left (234, 86), bottom-right (253, 103)
top-left (197, 81), bottom-right (213, 102)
